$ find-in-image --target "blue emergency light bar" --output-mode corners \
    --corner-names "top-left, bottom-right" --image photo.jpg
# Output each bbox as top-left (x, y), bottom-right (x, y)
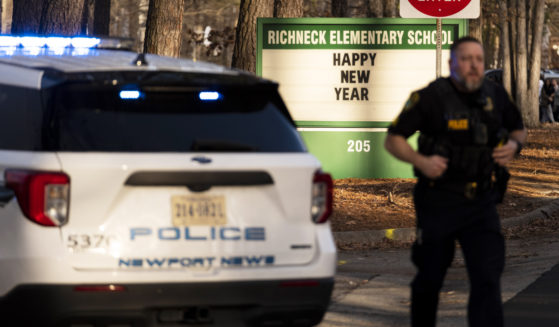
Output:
top-left (199, 91), bottom-right (222, 101)
top-left (0, 36), bottom-right (101, 49)
top-left (119, 90), bottom-right (142, 100)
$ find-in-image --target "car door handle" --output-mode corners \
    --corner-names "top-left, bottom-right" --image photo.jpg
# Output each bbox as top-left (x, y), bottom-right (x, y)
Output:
top-left (0, 186), bottom-right (14, 206)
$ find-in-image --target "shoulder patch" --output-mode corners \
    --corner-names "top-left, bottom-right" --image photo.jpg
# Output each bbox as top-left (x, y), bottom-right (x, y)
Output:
top-left (403, 92), bottom-right (420, 112)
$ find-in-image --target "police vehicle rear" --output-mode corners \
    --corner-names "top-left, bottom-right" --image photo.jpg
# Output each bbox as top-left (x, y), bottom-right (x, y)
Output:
top-left (0, 36), bottom-right (336, 326)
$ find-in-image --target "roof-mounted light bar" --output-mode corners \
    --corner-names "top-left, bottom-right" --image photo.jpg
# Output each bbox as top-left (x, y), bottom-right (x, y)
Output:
top-left (0, 36), bottom-right (21, 47)
top-left (0, 36), bottom-right (101, 49)
top-left (45, 37), bottom-right (72, 49)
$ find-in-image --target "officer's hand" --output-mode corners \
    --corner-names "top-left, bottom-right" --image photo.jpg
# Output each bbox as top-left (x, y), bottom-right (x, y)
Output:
top-left (416, 154), bottom-right (448, 179)
top-left (492, 140), bottom-right (517, 166)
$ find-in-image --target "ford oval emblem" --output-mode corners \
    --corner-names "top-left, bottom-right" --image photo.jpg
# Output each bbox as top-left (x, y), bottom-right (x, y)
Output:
top-left (192, 156), bottom-right (212, 164)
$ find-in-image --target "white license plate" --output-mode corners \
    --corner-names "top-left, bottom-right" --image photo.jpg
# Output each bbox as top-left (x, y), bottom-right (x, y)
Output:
top-left (171, 195), bottom-right (227, 226)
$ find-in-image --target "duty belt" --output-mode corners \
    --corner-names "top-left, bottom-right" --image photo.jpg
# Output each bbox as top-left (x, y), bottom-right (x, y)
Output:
top-left (421, 178), bottom-right (493, 199)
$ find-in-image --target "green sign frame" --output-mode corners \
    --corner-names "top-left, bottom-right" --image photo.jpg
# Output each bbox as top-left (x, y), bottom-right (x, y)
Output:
top-left (257, 18), bottom-right (467, 178)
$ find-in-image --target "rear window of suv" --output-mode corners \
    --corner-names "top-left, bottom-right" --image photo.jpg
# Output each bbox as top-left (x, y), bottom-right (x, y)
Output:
top-left (42, 83), bottom-right (306, 153)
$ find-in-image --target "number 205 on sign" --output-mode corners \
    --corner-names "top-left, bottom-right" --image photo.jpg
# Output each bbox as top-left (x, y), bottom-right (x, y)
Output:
top-left (347, 140), bottom-right (371, 152)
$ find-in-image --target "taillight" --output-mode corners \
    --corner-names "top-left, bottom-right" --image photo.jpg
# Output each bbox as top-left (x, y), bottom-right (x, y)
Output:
top-left (311, 171), bottom-right (333, 224)
top-left (4, 169), bottom-right (70, 227)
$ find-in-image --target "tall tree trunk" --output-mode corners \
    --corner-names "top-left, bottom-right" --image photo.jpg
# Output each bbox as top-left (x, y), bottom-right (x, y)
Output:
top-left (231, 0), bottom-right (273, 72)
top-left (331, 0), bottom-right (347, 17)
top-left (482, 7), bottom-right (500, 69)
top-left (499, 0), bottom-right (512, 95)
top-left (369, 0), bottom-right (384, 17)
top-left (515, 0), bottom-right (528, 125)
top-left (526, 1), bottom-right (532, 60)
top-left (383, 0), bottom-right (397, 17)
top-left (93, 0), bottom-right (111, 36)
top-left (2, 0), bottom-right (12, 34)
top-left (508, 0), bottom-right (517, 90)
top-left (81, 0), bottom-right (93, 35)
top-left (39, 0), bottom-right (85, 35)
top-left (504, 0), bottom-right (543, 128)
top-left (526, 0), bottom-right (545, 127)
top-left (128, 0), bottom-right (143, 52)
top-left (11, 0), bottom-right (43, 34)
top-left (144, 0), bottom-right (185, 57)
top-left (468, 12), bottom-right (483, 42)
top-left (541, 25), bottom-right (551, 70)
top-left (274, 0), bottom-right (302, 18)
top-left (114, 0), bottom-right (147, 53)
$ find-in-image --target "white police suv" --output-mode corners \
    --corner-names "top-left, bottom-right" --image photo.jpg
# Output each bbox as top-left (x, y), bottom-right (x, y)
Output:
top-left (0, 36), bottom-right (336, 327)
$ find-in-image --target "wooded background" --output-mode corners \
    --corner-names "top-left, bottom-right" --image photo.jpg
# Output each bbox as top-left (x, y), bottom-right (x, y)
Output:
top-left (0, 0), bottom-right (557, 127)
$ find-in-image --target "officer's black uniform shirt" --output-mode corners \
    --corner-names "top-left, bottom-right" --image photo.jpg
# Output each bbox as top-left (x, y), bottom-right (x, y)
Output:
top-left (388, 77), bottom-right (524, 208)
top-left (389, 77), bottom-right (523, 141)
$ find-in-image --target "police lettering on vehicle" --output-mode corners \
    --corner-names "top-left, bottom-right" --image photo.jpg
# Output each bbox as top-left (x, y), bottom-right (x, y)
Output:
top-left (130, 226), bottom-right (266, 241)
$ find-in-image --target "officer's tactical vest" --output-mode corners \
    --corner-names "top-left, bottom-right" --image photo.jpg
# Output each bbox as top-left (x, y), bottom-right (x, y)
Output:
top-left (417, 78), bottom-right (504, 183)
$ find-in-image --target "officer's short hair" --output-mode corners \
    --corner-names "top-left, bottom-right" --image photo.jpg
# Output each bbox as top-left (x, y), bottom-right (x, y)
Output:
top-left (450, 36), bottom-right (482, 56)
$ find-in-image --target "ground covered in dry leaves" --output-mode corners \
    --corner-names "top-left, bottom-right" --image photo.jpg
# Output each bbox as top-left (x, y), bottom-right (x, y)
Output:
top-left (331, 125), bottom-right (559, 234)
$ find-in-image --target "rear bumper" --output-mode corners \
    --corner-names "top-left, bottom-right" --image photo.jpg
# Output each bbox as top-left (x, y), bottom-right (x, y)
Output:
top-left (0, 278), bottom-right (333, 327)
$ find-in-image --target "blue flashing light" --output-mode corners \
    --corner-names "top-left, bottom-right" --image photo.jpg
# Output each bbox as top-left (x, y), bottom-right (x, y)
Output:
top-left (0, 35), bottom-right (100, 50)
top-left (0, 36), bottom-right (20, 47)
top-left (20, 36), bottom-right (47, 48)
top-left (71, 37), bottom-right (101, 49)
top-left (199, 91), bottom-right (222, 101)
top-left (45, 37), bottom-right (72, 49)
top-left (119, 90), bottom-right (142, 100)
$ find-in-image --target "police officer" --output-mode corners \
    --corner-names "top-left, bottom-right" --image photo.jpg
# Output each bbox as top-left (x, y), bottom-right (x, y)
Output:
top-left (384, 36), bottom-right (526, 327)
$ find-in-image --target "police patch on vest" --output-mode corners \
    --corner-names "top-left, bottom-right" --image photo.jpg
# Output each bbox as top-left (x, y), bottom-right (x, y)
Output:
top-left (448, 119), bottom-right (469, 130)
top-left (484, 96), bottom-right (493, 112)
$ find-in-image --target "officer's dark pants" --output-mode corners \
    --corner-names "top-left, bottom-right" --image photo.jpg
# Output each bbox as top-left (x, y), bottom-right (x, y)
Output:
top-left (411, 185), bottom-right (505, 327)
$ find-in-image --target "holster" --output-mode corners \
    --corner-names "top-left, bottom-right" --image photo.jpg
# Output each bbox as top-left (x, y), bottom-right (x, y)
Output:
top-left (493, 166), bottom-right (510, 203)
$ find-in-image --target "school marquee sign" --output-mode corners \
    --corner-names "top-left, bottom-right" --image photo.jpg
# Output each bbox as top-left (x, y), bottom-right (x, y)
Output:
top-left (257, 18), bottom-right (466, 178)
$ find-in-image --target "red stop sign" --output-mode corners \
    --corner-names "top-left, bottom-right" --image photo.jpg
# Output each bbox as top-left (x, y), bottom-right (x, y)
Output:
top-left (409, 0), bottom-right (472, 17)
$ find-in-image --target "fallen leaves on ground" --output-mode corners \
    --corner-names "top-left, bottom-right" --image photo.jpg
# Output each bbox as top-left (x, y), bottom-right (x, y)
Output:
top-left (331, 125), bottom-right (559, 237)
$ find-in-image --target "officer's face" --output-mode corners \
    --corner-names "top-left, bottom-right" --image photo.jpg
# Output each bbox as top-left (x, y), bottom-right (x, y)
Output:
top-left (449, 41), bottom-right (484, 92)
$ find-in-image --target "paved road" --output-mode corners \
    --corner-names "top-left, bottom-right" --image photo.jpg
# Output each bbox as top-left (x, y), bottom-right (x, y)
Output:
top-left (504, 262), bottom-right (559, 327)
top-left (319, 230), bottom-right (559, 327)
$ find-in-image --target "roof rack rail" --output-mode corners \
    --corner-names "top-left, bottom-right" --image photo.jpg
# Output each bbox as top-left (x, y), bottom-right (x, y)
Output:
top-left (97, 37), bottom-right (134, 50)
